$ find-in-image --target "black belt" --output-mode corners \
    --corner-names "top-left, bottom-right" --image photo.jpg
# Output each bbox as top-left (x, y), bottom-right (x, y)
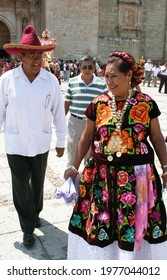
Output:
top-left (71, 114), bottom-right (85, 120)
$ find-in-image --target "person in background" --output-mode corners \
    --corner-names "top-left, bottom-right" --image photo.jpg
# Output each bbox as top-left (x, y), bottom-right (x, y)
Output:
top-left (64, 55), bottom-right (108, 167)
top-left (0, 25), bottom-right (67, 248)
top-left (3, 58), bottom-right (13, 72)
top-left (152, 62), bottom-right (160, 87)
top-left (0, 58), bottom-right (4, 76)
top-left (158, 61), bottom-right (167, 94)
top-left (42, 52), bottom-right (51, 71)
top-left (50, 57), bottom-right (61, 84)
top-left (63, 60), bottom-right (70, 81)
top-left (143, 58), bottom-right (153, 87)
top-left (64, 51), bottom-right (167, 260)
top-left (59, 59), bottom-right (64, 81)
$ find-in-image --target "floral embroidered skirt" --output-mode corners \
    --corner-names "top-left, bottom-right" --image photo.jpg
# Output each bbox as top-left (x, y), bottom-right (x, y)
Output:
top-left (68, 157), bottom-right (167, 252)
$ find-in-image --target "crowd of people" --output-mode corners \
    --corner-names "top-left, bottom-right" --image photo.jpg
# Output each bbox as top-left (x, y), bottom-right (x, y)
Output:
top-left (1, 55), bottom-right (167, 93)
top-left (143, 58), bottom-right (167, 93)
top-left (0, 57), bottom-right (20, 76)
top-left (0, 25), bottom-right (167, 260)
top-left (1, 54), bottom-right (103, 85)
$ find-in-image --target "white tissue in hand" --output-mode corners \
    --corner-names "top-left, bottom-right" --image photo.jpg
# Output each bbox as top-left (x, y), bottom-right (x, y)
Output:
top-left (54, 177), bottom-right (78, 204)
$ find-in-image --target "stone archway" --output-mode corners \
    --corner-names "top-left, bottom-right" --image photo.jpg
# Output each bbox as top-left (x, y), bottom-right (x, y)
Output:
top-left (0, 21), bottom-right (10, 58)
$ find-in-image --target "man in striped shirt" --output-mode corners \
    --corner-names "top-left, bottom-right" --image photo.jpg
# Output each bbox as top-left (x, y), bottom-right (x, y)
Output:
top-left (64, 55), bottom-right (107, 167)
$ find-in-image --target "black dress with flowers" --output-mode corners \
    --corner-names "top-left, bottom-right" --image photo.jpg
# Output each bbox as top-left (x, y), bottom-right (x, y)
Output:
top-left (68, 91), bottom-right (167, 251)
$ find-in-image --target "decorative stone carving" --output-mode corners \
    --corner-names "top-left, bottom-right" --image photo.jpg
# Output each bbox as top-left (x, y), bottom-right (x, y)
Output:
top-left (118, 5), bottom-right (137, 29)
top-left (116, 0), bottom-right (142, 37)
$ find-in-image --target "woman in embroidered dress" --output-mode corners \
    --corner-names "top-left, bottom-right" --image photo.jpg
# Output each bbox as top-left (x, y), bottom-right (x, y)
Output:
top-left (64, 51), bottom-right (167, 260)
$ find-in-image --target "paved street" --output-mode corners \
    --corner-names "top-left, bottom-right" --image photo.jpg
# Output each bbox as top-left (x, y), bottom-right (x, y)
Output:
top-left (0, 81), bottom-right (167, 260)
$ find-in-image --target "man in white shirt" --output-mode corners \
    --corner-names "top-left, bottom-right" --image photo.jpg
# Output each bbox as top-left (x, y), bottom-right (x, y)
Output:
top-left (143, 58), bottom-right (153, 87)
top-left (0, 25), bottom-right (67, 248)
top-left (159, 62), bottom-right (167, 93)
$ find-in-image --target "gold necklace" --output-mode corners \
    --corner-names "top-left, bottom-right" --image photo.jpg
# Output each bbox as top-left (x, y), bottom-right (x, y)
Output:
top-left (106, 89), bottom-right (133, 161)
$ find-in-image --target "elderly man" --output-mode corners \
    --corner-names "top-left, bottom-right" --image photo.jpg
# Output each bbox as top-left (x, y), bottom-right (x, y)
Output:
top-left (0, 25), bottom-right (67, 248)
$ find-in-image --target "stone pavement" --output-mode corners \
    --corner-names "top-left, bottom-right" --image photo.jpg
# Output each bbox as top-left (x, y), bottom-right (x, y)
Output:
top-left (0, 82), bottom-right (167, 260)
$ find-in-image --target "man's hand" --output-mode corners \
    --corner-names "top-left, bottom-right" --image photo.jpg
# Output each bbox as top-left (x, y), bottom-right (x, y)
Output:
top-left (55, 147), bottom-right (64, 157)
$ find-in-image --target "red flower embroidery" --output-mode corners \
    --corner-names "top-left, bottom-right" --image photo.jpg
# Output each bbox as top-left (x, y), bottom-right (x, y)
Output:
top-left (117, 171), bottom-right (129, 186)
top-left (128, 215), bottom-right (136, 226)
top-left (137, 130), bottom-right (145, 141)
top-left (83, 167), bottom-right (94, 183)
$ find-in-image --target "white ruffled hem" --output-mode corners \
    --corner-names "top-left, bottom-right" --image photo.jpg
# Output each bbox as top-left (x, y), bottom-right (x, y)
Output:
top-left (67, 232), bottom-right (167, 260)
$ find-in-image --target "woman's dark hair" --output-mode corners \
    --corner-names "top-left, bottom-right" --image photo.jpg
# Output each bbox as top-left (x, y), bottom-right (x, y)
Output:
top-left (106, 51), bottom-right (144, 87)
top-left (106, 55), bottom-right (132, 74)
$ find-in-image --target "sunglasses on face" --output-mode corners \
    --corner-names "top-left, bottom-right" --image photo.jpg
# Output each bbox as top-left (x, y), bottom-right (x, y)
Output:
top-left (23, 52), bottom-right (43, 60)
top-left (81, 65), bottom-right (94, 70)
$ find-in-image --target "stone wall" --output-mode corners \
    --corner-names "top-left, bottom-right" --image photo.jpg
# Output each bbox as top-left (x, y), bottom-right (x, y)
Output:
top-left (0, 0), bottom-right (167, 63)
top-left (45, 0), bottom-right (99, 60)
top-left (46, 0), bottom-right (167, 63)
top-left (143, 1), bottom-right (167, 62)
top-left (98, 0), bottom-right (167, 62)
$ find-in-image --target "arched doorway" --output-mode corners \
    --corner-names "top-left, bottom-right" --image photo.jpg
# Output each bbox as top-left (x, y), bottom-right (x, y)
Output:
top-left (0, 21), bottom-right (10, 58)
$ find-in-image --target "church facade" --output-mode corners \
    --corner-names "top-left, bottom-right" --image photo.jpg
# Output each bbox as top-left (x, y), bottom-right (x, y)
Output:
top-left (0, 0), bottom-right (167, 63)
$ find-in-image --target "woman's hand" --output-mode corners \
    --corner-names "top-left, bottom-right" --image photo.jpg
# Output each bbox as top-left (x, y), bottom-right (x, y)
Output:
top-left (64, 166), bottom-right (78, 182)
top-left (162, 172), bottom-right (167, 191)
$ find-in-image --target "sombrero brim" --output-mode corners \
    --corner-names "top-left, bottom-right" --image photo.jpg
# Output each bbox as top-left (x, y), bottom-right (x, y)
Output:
top-left (3, 43), bottom-right (56, 55)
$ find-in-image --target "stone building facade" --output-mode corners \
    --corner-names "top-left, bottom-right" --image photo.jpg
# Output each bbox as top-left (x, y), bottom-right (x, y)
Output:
top-left (0, 0), bottom-right (167, 63)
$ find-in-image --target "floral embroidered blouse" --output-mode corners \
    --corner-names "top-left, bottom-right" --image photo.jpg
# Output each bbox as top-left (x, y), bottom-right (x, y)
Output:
top-left (85, 91), bottom-right (161, 166)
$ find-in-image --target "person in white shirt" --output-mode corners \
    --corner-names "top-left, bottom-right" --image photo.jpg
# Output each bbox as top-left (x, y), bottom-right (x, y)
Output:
top-left (152, 62), bottom-right (161, 87)
top-left (143, 59), bottom-right (153, 87)
top-left (159, 62), bottom-right (167, 94)
top-left (0, 25), bottom-right (67, 248)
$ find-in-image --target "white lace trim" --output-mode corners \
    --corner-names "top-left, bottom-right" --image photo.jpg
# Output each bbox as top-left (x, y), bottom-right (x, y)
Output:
top-left (67, 232), bottom-right (167, 260)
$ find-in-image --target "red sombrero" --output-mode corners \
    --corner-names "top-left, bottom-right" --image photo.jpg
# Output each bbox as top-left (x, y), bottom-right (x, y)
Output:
top-left (3, 25), bottom-right (56, 55)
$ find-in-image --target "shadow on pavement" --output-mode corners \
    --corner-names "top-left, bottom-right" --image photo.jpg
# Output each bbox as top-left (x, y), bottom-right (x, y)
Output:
top-left (13, 218), bottom-right (68, 260)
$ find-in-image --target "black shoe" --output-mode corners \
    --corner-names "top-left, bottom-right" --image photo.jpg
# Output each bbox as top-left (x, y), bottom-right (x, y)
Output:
top-left (23, 233), bottom-right (35, 248)
top-left (36, 217), bottom-right (41, 228)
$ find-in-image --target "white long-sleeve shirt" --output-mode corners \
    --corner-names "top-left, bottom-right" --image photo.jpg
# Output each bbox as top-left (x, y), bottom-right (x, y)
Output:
top-left (160, 65), bottom-right (167, 76)
top-left (0, 65), bottom-right (67, 156)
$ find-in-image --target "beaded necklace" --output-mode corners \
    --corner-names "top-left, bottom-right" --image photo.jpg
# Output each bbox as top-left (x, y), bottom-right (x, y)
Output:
top-left (106, 89), bottom-right (133, 161)
top-left (112, 89), bottom-right (132, 131)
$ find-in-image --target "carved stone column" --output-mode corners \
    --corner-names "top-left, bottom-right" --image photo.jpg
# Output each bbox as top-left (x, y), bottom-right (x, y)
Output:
top-left (28, 0), bottom-right (36, 26)
top-left (15, 0), bottom-right (23, 42)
